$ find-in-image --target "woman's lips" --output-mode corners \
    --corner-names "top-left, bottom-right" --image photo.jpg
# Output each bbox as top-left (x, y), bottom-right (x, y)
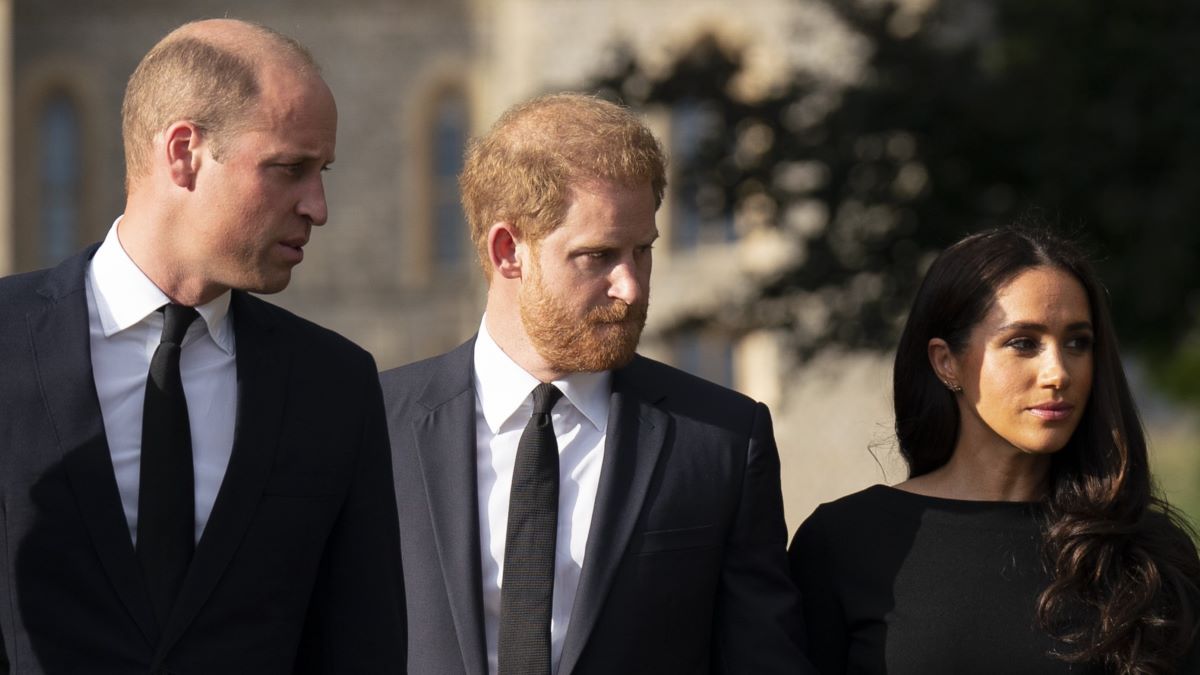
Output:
top-left (1028, 402), bottom-right (1074, 421)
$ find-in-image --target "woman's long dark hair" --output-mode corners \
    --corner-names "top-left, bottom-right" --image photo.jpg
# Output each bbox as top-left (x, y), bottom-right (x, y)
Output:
top-left (893, 226), bottom-right (1200, 674)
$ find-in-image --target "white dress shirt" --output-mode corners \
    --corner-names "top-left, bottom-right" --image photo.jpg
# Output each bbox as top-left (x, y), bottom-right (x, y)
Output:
top-left (474, 318), bottom-right (610, 675)
top-left (86, 219), bottom-right (238, 546)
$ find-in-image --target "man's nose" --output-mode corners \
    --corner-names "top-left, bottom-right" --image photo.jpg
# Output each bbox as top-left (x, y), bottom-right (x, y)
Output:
top-left (608, 261), bottom-right (644, 306)
top-left (298, 176), bottom-right (328, 227)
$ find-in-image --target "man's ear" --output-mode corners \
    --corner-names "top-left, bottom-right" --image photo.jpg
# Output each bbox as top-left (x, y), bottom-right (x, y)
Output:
top-left (928, 337), bottom-right (961, 392)
top-left (164, 121), bottom-right (203, 190)
top-left (487, 222), bottom-right (524, 280)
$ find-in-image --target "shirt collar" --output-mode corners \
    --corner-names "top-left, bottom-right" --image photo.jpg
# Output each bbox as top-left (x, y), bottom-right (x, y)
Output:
top-left (88, 217), bottom-right (235, 354)
top-left (473, 315), bottom-right (611, 435)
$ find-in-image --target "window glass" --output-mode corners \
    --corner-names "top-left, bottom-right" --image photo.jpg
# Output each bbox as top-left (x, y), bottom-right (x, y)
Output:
top-left (433, 92), bottom-right (468, 265)
top-left (39, 94), bottom-right (81, 267)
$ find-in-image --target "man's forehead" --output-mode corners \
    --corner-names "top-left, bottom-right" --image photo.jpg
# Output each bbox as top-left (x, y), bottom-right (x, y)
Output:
top-left (568, 176), bottom-right (650, 194)
top-left (247, 69), bottom-right (335, 124)
top-left (551, 191), bottom-right (656, 238)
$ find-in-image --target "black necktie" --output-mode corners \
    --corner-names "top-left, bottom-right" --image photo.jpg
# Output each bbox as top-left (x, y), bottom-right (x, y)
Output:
top-left (498, 383), bottom-right (564, 675)
top-left (137, 303), bottom-right (199, 626)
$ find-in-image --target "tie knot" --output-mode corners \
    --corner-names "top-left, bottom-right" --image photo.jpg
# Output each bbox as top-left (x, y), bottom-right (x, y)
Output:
top-left (159, 304), bottom-right (199, 346)
top-left (530, 382), bottom-right (563, 416)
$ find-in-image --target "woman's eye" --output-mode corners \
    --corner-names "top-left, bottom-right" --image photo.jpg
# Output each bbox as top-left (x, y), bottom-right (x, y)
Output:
top-left (1067, 335), bottom-right (1094, 351)
top-left (1005, 337), bottom-right (1038, 352)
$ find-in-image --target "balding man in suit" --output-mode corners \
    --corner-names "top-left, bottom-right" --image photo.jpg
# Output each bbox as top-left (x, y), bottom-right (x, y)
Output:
top-left (0, 19), bottom-right (404, 673)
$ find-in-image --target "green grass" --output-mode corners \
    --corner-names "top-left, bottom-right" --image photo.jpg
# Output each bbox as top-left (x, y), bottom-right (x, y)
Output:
top-left (1150, 424), bottom-right (1200, 537)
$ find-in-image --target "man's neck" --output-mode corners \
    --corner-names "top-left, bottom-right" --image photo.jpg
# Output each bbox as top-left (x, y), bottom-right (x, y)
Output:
top-left (482, 299), bottom-right (564, 383)
top-left (117, 208), bottom-right (226, 306)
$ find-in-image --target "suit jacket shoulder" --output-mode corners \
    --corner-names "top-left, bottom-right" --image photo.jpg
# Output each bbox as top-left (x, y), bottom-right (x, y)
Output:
top-left (0, 267), bottom-right (58, 359)
top-left (232, 291), bottom-right (374, 366)
top-left (0, 245), bottom-right (97, 318)
top-left (622, 353), bottom-right (740, 395)
top-left (379, 337), bottom-right (474, 409)
top-left (617, 354), bottom-right (762, 434)
top-left (0, 266), bottom-right (53, 305)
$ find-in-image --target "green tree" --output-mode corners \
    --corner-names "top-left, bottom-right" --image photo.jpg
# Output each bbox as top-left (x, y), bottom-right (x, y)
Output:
top-left (585, 0), bottom-right (1200, 384)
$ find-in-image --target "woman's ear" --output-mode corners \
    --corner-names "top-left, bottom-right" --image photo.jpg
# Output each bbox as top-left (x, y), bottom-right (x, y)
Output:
top-left (928, 338), bottom-right (962, 392)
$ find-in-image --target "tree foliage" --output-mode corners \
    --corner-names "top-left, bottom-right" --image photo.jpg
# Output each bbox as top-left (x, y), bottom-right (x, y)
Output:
top-left (582, 0), bottom-right (1200, 395)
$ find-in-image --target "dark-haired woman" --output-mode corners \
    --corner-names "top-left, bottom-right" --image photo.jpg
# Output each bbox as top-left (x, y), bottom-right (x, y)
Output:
top-left (789, 227), bottom-right (1200, 674)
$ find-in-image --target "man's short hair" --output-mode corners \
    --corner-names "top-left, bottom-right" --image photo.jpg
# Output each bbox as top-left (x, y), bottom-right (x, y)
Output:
top-left (121, 21), bottom-right (317, 189)
top-left (460, 93), bottom-right (667, 277)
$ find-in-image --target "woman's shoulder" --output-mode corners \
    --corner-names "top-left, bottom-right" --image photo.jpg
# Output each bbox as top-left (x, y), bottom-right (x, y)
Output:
top-left (805, 484), bottom-right (896, 519)
top-left (792, 485), bottom-right (904, 547)
top-left (793, 483), bottom-right (1043, 553)
top-left (789, 484), bottom-right (940, 585)
top-left (799, 484), bottom-right (936, 527)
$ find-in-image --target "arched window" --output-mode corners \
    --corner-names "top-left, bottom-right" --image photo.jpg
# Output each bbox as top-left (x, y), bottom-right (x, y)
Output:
top-left (432, 90), bottom-right (469, 267)
top-left (670, 99), bottom-right (734, 250)
top-left (39, 93), bottom-right (81, 267)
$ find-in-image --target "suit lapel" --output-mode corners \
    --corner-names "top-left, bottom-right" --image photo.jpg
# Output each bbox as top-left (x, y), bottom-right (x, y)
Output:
top-left (27, 247), bottom-right (160, 648)
top-left (558, 357), bottom-right (669, 675)
top-left (412, 340), bottom-right (489, 675)
top-left (155, 292), bottom-right (289, 658)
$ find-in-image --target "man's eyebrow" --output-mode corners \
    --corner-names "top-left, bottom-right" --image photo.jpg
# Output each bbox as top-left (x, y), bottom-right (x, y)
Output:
top-left (267, 150), bottom-right (330, 162)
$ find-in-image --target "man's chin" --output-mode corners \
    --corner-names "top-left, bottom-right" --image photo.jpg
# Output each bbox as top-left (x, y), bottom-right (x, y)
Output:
top-left (550, 325), bottom-right (642, 373)
top-left (605, 346), bottom-right (638, 371)
top-left (244, 270), bottom-right (293, 295)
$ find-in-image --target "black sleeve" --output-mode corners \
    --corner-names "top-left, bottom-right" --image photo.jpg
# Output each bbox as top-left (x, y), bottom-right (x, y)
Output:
top-left (1, 619), bottom-right (8, 675)
top-left (1182, 640), bottom-right (1200, 675)
top-left (712, 403), bottom-right (813, 674)
top-left (296, 354), bottom-right (407, 673)
top-left (1180, 589), bottom-right (1200, 674)
top-left (788, 507), bottom-right (849, 675)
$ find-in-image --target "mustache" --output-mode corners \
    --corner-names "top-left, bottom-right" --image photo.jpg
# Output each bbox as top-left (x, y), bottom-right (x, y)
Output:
top-left (586, 300), bottom-right (648, 324)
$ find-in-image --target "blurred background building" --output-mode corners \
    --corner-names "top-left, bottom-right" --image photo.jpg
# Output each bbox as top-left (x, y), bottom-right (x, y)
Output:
top-left (4, 0), bottom-right (1198, 530)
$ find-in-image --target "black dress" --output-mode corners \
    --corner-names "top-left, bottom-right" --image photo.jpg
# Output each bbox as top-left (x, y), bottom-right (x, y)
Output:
top-left (789, 485), bottom-right (1102, 674)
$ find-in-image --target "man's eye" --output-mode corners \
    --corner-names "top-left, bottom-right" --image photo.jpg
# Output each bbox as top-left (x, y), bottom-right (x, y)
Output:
top-left (277, 163), bottom-right (304, 176)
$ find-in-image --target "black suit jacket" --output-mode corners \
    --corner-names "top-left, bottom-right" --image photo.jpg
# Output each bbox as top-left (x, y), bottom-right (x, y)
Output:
top-left (380, 338), bottom-right (809, 674)
top-left (0, 247), bottom-right (406, 674)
